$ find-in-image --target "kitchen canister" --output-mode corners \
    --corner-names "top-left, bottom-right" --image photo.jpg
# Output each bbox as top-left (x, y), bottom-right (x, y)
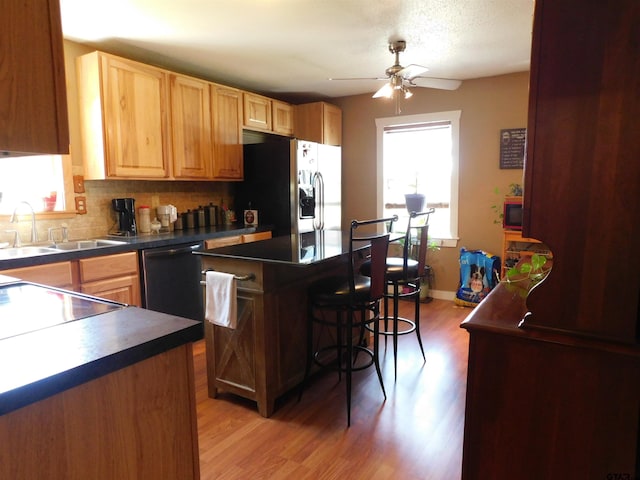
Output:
top-left (138, 206), bottom-right (151, 233)
top-left (208, 203), bottom-right (218, 226)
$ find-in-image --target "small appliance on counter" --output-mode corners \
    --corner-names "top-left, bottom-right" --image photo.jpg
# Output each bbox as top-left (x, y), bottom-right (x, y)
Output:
top-left (112, 198), bottom-right (137, 236)
top-left (156, 204), bottom-right (178, 232)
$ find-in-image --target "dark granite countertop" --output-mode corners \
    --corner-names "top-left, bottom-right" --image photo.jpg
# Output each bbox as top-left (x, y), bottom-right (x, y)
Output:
top-left (195, 229), bottom-right (352, 266)
top-left (0, 224), bottom-right (270, 270)
top-left (0, 281), bottom-right (202, 416)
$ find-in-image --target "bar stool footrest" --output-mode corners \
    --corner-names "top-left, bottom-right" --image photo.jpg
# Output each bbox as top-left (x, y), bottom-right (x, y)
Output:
top-left (365, 316), bottom-right (417, 336)
top-left (313, 345), bottom-right (374, 372)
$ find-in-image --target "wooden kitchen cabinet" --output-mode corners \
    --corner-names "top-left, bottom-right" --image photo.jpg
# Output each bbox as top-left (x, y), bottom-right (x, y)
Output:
top-left (0, 0), bottom-right (69, 156)
top-left (78, 252), bottom-right (141, 306)
top-left (211, 85), bottom-right (244, 179)
top-left (0, 261), bottom-right (75, 290)
top-left (243, 92), bottom-right (272, 131)
top-left (76, 52), bottom-right (171, 179)
top-left (294, 101), bottom-right (342, 145)
top-left (170, 74), bottom-right (212, 179)
top-left (272, 100), bottom-right (294, 136)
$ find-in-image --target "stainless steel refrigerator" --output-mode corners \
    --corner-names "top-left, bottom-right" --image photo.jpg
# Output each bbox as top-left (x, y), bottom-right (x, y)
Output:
top-left (236, 134), bottom-right (341, 237)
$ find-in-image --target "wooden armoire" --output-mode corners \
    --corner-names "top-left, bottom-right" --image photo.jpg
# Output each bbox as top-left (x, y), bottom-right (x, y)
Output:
top-left (461, 1), bottom-right (640, 478)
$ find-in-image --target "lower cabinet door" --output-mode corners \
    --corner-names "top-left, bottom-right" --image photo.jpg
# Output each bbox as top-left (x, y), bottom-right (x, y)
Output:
top-left (81, 274), bottom-right (141, 306)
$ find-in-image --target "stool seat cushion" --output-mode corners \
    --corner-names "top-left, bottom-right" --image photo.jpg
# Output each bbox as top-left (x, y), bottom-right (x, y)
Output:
top-left (310, 274), bottom-right (372, 306)
top-left (360, 257), bottom-right (419, 282)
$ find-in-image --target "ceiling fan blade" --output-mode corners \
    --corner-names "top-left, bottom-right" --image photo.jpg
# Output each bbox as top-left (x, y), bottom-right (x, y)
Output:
top-left (329, 76), bottom-right (388, 81)
top-left (398, 64), bottom-right (429, 79)
top-left (372, 82), bottom-right (393, 98)
top-left (410, 77), bottom-right (462, 91)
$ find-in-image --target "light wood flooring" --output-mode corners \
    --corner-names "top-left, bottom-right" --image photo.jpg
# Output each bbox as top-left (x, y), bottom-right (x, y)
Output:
top-left (194, 299), bottom-right (472, 479)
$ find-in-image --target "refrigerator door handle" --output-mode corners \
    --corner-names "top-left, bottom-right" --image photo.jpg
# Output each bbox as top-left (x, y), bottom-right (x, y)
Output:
top-left (313, 171), bottom-right (325, 230)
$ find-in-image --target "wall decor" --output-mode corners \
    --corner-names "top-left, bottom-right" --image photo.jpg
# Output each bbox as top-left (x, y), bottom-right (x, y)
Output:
top-left (499, 128), bottom-right (526, 169)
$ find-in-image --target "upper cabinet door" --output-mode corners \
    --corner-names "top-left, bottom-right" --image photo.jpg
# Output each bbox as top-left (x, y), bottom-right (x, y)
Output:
top-left (272, 100), bottom-right (294, 136)
top-left (0, 0), bottom-right (69, 156)
top-left (76, 52), bottom-right (171, 179)
top-left (243, 93), bottom-right (272, 131)
top-left (211, 85), bottom-right (243, 180)
top-left (170, 74), bottom-right (212, 179)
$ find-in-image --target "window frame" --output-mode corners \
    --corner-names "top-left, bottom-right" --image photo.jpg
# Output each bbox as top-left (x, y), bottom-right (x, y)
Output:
top-left (375, 110), bottom-right (461, 248)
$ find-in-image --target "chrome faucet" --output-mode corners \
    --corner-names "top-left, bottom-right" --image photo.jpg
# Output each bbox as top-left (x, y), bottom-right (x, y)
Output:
top-left (9, 201), bottom-right (38, 244)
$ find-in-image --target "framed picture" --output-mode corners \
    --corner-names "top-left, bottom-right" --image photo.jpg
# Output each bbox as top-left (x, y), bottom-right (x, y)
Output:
top-left (499, 128), bottom-right (526, 169)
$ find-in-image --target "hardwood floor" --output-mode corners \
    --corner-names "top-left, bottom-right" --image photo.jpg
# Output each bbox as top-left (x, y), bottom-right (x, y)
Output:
top-left (194, 299), bottom-right (471, 479)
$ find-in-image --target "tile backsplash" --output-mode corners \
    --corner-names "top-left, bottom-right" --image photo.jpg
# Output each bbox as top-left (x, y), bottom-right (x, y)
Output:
top-left (2, 180), bottom-right (235, 243)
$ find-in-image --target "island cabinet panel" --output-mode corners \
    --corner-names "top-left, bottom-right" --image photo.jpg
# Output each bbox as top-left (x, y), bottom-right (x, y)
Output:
top-left (0, 0), bottom-right (69, 156)
top-left (0, 344), bottom-right (200, 480)
top-left (76, 51), bottom-right (171, 179)
top-left (170, 74), bottom-right (212, 179)
top-left (201, 255), bottom-right (346, 416)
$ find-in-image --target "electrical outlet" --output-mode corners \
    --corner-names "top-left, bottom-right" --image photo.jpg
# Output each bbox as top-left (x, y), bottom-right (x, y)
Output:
top-left (75, 196), bottom-right (87, 214)
top-left (73, 175), bottom-right (85, 193)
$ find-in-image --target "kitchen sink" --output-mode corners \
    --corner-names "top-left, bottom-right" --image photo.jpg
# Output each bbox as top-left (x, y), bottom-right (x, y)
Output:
top-left (0, 246), bottom-right (59, 260)
top-left (51, 239), bottom-right (127, 251)
top-left (0, 239), bottom-right (128, 260)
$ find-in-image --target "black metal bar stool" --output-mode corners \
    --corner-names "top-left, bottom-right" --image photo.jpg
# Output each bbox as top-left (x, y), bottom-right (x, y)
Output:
top-left (299, 216), bottom-right (394, 426)
top-left (361, 208), bottom-right (434, 379)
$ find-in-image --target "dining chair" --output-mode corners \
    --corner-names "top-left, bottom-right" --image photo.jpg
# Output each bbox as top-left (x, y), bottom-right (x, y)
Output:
top-left (299, 216), bottom-right (394, 426)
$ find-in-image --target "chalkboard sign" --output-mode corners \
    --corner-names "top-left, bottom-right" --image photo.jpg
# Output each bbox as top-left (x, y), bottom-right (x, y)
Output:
top-left (499, 128), bottom-right (526, 169)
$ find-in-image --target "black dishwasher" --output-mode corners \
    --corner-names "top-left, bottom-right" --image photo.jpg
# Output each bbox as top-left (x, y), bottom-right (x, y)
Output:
top-left (140, 242), bottom-right (203, 321)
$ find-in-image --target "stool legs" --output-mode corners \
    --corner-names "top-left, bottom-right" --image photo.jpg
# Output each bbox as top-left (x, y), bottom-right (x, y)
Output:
top-left (300, 303), bottom-right (386, 427)
top-left (380, 280), bottom-right (426, 380)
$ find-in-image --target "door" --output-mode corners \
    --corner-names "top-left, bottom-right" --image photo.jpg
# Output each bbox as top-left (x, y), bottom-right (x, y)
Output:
top-left (211, 85), bottom-right (243, 179)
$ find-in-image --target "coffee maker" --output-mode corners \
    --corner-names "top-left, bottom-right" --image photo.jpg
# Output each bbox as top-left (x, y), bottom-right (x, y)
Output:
top-left (112, 198), bottom-right (137, 236)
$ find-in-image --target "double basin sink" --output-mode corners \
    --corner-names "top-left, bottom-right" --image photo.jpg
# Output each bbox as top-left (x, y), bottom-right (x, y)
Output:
top-left (0, 239), bottom-right (127, 260)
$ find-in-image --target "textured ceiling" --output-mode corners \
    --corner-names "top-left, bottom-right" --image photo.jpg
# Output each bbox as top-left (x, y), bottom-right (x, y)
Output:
top-left (60, 0), bottom-right (534, 101)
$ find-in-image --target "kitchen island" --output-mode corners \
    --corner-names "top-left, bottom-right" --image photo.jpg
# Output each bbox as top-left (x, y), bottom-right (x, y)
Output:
top-left (0, 278), bottom-right (203, 479)
top-left (195, 230), bottom-right (356, 416)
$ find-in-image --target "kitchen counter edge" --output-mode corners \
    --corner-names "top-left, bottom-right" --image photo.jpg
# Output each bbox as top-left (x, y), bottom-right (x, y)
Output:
top-left (0, 302), bottom-right (203, 416)
top-left (0, 225), bottom-right (271, 270)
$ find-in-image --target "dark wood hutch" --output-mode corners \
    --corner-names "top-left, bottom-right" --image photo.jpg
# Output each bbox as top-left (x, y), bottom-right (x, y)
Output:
top-left (460, 1), bottom-right (640, 478)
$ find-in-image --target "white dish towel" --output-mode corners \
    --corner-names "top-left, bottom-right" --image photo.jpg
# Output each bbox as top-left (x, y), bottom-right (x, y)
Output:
top-left (205, 271), bottom-right (238, 329)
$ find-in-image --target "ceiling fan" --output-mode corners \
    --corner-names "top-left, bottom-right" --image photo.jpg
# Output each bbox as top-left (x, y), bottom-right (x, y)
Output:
top-left (330, 40), bottom-right (461, 101)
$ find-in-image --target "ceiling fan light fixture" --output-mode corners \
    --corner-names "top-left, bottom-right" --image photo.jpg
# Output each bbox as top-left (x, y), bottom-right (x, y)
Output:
top-left (403, 86), bottom-right (413, 99)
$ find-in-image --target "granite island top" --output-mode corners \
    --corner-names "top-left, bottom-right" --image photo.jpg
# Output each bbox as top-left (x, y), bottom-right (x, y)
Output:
top-left (0, 280), bottom-right (202, 416)
top-left (195, 229), bottom-right (354, 266)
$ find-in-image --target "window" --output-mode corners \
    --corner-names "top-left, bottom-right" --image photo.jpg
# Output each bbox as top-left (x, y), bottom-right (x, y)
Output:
top-left (0, 155), bottom-right (69, 215)
top-left (376, 110), bottom-right (460, 247)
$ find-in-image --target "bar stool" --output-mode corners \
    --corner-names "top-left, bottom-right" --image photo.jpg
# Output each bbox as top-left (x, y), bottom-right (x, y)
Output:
top-left (299, 217), bottom-right (394, 426)
top-left (361, 208), bottom-right (434, 379)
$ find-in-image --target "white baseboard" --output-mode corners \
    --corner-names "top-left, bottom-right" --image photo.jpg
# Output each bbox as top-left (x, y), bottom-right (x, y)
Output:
top-left (428, 289), bottom-right (456, 301)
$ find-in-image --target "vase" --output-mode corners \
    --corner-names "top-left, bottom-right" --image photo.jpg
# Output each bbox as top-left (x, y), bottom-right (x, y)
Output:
top-left (404, 193), bottom-right (426, 214)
